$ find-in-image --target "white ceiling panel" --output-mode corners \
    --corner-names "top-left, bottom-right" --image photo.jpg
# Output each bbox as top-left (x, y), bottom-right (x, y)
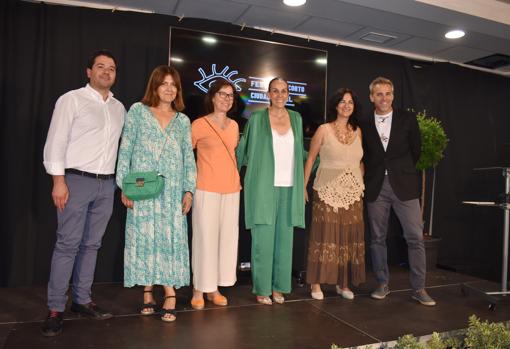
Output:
top-left (392, 37), bottom-right (453, 56)
top-left (341, 0), bottom-right (510, 40)
top-left (454, 33), bottom-right (510, 56)
top-left (293, 17), bottom-right (363, 39)
top-left (38, 0), bottom-right (510, 75)
top-left (346, 27), bottom-right (411, 48)
top-left (103, 0), bottom-right (178, 14)
top-left (435, 46), bottom-right (493, 63)
top-left (235, 6), bottom-right (309, 31)
top-left (174, 0), bottom-right (248, 22)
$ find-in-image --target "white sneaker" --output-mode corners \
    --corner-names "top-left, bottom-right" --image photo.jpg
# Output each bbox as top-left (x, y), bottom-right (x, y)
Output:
top-left (336, 286), bottom-right (354, 300)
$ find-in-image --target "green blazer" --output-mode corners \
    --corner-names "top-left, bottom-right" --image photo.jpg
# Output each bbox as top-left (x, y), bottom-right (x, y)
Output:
top-left (236, 108), bottom-right (305, 230)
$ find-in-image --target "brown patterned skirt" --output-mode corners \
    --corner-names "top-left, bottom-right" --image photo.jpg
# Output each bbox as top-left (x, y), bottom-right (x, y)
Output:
top-left (306, 190), bottom-right (366, 286)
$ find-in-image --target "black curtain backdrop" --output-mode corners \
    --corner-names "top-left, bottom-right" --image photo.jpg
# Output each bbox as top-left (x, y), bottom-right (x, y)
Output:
top-left (1, 0), bottom-right (509, 286)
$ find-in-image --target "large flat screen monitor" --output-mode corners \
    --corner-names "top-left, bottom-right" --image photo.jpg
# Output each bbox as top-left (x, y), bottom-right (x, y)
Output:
top-left (169, 28), bottom-right (327, 136)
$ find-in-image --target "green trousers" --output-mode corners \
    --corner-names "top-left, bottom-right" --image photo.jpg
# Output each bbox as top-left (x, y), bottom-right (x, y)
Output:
top-left (250, 187), bottom-right (294, 296)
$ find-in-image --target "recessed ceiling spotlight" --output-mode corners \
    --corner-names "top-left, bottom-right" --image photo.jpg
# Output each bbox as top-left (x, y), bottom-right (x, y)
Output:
top-left (283, 0), bottom-right (306, 7)
top-left (445, 30), bottom-right (465, 39)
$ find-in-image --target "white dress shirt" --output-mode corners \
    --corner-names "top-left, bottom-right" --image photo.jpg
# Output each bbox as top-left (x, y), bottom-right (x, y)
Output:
top-left (272, 127), bottom-right (295, 187)
top-left (43, 84), bottom-right (125, 175)
top-left (374, 110), bottom-right (393, 151)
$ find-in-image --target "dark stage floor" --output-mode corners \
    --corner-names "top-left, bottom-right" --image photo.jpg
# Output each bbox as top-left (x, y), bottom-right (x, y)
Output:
top-left (1, 267), bottom-right (509, 349)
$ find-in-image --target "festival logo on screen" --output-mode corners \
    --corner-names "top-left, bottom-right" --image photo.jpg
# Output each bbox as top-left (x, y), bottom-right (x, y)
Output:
top-left (248, 77), bottom-right (307, 107)
top-left (193, 64), bottom-right (246, 93)
top-left (193, 64), bottom-right (308, 108)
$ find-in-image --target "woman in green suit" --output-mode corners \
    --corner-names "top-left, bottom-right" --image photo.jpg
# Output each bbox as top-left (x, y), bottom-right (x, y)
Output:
top-left (236, 78), bottom-right (305, 305)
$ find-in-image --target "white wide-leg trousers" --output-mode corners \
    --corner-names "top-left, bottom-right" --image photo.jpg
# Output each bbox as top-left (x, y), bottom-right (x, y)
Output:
top-left (192, 189), bottom-right (240, 292)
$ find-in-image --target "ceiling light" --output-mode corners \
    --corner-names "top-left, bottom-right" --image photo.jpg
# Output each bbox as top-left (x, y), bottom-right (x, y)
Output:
top-left (202, 36), bottom-right (217, 44)
top-left (315, 57), bottom-right (327, 65)
top-left (445, 30), bottom-right (465, 39)
top-left (283, 0), bottom-right (306, 7)
top-left (170, 57), bottom-right (183, 63)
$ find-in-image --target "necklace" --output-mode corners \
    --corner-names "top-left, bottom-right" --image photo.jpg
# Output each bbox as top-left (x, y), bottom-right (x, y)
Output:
top-left (332, 122), bottom-right (354, 144)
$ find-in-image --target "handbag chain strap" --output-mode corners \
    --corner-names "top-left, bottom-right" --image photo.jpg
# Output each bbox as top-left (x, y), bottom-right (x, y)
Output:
top-left (202, 117), bottom-right (237, 169)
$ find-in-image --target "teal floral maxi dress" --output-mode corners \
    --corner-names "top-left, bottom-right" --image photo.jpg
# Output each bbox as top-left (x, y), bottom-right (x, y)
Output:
top-left (116, 102), bottom-right (196, 288)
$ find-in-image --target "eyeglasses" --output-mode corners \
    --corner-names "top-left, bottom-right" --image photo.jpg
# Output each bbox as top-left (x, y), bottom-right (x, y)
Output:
top-left (339, 100), bottom-right (354, 105)
top-left (216, 91), bottom-right (235, 99)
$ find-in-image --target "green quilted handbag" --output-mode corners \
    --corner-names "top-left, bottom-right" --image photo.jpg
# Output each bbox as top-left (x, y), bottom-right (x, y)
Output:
top-left (121, 112), bottom-right (181, 201)
top-left (122, 171), bottom-right (164, 201)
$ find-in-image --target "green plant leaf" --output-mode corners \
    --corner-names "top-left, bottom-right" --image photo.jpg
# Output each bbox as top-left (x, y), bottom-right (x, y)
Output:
top-left (410, 110), bottom-right (449, 170)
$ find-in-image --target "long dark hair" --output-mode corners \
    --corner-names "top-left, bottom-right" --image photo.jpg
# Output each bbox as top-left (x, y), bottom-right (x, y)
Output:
top-left (326, 88), bottom-right (359, 131)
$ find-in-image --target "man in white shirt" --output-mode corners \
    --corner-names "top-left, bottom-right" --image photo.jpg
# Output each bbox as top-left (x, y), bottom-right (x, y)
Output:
top-left (41, 50), bottom-right (125, 337)
top-left (360, 76), bottom-right (436, 307)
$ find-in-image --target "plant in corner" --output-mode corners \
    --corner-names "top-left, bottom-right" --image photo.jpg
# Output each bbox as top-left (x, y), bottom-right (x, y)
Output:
top-left (464, 314), bottom-right (510, 348)
top-left (392, 315), bottom-right (510, 348)
top-left (413, 109), bottom-right (449, 237)
top-left (332, 315), bottom-right (510, 348)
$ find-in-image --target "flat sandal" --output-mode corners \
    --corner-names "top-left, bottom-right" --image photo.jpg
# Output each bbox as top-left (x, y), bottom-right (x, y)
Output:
top-left (256, 296), bottom-right (272, 305)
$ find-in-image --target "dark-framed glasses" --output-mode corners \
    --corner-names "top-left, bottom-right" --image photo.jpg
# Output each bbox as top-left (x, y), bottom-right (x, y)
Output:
top-left (216, 91), bottom-right (235, 99)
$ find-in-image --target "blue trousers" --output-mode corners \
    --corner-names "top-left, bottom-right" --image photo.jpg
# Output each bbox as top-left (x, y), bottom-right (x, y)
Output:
top-left (47, 174), bottom-right (115, 312)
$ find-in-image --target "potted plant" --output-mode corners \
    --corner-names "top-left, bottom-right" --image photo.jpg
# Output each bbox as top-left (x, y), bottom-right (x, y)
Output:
top-left (413, 109), bottom-right (448, 269)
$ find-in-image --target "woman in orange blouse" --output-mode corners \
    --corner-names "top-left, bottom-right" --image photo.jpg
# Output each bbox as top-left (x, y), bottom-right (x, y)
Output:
top-left (190, 80), bottom-right (241, 309)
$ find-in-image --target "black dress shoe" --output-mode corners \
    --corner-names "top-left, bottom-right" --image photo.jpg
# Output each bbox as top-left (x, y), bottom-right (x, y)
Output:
top-left (41, 311), bottom-right (63, 337)
top-left (71, 302), bottom-right (113, 320)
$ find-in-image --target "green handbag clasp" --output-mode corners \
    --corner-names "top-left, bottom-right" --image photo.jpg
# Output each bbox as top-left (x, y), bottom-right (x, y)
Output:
top-left (136, 177), bottom-right (145, 187)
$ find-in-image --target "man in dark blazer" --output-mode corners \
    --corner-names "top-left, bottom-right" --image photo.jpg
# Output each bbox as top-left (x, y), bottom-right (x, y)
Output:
top-left (360, 76), bottom-right (435, 306)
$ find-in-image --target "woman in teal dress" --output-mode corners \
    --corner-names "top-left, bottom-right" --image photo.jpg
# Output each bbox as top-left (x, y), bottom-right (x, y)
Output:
top-left (116, 65), bottom-right (196, 322)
